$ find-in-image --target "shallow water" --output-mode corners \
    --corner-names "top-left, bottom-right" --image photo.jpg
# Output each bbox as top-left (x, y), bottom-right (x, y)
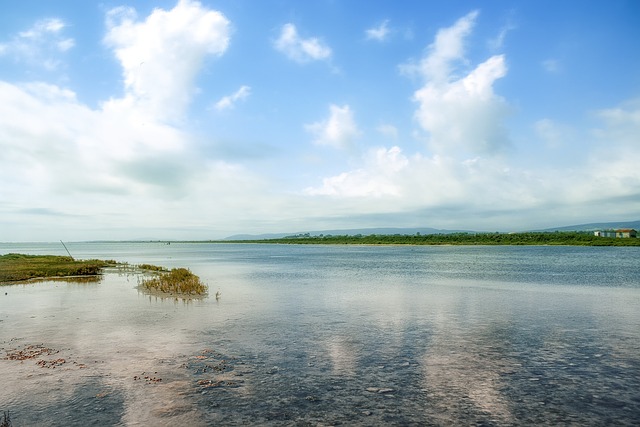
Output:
top-left (1, 243), bottom-right (640, 426)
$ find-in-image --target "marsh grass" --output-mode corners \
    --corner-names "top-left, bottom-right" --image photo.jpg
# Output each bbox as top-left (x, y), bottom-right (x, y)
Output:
top-left (0, 254), bottom-right (116, 283)
top-left (141, 268), bottom-right (208, 296)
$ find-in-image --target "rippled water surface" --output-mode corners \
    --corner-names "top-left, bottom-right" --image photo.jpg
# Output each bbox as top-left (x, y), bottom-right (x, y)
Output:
top-left (1, 243), bottom-right (640, 426)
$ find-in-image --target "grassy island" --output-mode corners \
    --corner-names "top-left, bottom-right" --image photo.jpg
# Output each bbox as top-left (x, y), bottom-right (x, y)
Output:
top-left (140, 267), bottom-right (208, 296)
top-left (0, 254), bottom-right (116, 283)
top-left (223, 231), bottom-right (640, 246)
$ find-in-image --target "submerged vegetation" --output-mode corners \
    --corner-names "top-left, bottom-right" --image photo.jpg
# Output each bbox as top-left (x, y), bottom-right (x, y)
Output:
top-left (0, 254), bottom-right (116, 283)
top-left (140, 268), bottom-right (208, 296)
top-left (224, 231), bottom-right (640, 246)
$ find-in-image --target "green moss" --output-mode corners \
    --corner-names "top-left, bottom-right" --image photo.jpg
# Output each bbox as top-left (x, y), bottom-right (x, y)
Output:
top-left (141, 268), bottom-right (208, 296)
top-left (0, 254), bottom-right (116, 283)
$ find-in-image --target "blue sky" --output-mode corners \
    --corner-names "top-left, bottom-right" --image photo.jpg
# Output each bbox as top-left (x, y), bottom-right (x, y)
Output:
top-left (1, 0), bottom-right (639, 241)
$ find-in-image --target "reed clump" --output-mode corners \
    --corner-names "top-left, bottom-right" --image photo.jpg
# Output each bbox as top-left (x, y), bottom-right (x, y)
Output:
top-left (141, 268), bottom-right (207, 296)
top-left (0, 254), bottom-right (116, 283)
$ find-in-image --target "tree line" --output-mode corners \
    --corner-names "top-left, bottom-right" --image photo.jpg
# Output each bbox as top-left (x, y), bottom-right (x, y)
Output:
top-left (225, 231), bottom-right (640, 246)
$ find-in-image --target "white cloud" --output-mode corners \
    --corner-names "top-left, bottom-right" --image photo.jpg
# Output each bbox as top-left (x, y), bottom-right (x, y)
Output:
top-left (306, 104), bottom-right (361, 149)
top-left (19, 18), bottom-right (65, 37)
top-left (0, 77), bottom-right (279, 240)
top-left (0, 81), bottom-right (185, 195)
top-left (274, 23), bottom-right (332, 63)
top-left (306, 146), bottom-right (408, 197)
top-left (408, 11), bottom-right (510, 156)
top-left (103, 0), bottom-right (231, 121)
top-left (365, 20), bottom-right (390, 42)
top-left (214, 85), bottom-right (251, 111)
top-left (417, 10), bottom-right (478, 83)
top-left (0, 17), bottom-right (74, 69)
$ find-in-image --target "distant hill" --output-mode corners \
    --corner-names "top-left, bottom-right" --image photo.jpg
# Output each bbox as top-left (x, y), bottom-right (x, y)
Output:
top-left (537, 220), bottom-right (640, 232)
top-left (224, 227), bottom-right (471, 240)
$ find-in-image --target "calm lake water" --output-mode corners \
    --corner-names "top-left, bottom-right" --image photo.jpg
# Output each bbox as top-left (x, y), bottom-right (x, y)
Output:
top-left (1, 242), bottom-right (639, 426)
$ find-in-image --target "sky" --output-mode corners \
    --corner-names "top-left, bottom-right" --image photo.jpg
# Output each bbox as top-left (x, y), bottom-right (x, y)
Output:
top-left (1, 0), bottom-right (639, 241)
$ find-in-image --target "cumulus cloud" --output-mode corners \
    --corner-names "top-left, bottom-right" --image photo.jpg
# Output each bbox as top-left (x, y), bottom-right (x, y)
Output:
top-left (414, 10), bottom-right (478, 82)
top-left (274, 23), bottom-right (332, 63)
top-left (302, 12), bottom-right (542, 224)
top-left (0, 2), bottom-right (260, 240)
top-left (365, 20), bottom-right (390, 41)
top-left (306, 104), bottom-right (361, 149)
top-left (408, 11), bottom-right (510, 156)
top-left (214, 85), bottom-right (251, 111)
top-left (0, 81), bottom-right (186, 196)
top-left (305, 96), bottom-right (640, 230)
top-left (413, 55), bottom-right (510, 155)
top-left (103, 0), bottom-right (231, 121)
top-left (0, 17), bottom-right (74, 69)
top-left (306, 146), bottom-right (408, 197)
top-left (0, 78), bottom-right (277, 241)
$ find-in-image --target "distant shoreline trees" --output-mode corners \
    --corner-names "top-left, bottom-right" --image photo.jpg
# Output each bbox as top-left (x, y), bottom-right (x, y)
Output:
top-left (222, 231), bottom-right (640, 246)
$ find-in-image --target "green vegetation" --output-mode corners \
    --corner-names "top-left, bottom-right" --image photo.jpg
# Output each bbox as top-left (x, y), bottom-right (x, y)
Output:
top-left (224, 231), bottom-right (640, 246)
top-left (140, 268), bottom-right (208, 296)
top-left (0, 254), bottom-right (116, 283)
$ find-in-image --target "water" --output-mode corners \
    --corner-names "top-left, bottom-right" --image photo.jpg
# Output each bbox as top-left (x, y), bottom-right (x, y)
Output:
top-left (1, 243), bottom-right (639, 426)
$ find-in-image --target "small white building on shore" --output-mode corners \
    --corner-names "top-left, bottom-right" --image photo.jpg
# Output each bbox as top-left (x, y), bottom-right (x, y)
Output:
top-left (594, 229), bottom-right (637, 238)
